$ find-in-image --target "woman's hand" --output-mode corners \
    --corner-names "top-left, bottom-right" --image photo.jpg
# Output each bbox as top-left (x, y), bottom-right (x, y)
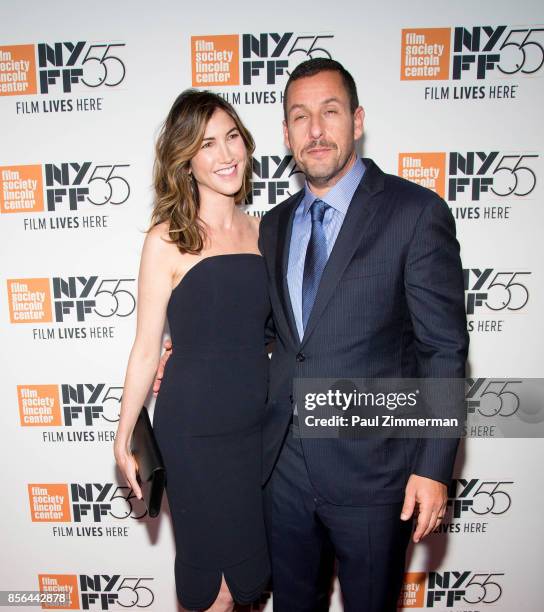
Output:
top-left (153, 337), bottom-right (173, 395)
top-left (114, 437), bottom-right (143, 500)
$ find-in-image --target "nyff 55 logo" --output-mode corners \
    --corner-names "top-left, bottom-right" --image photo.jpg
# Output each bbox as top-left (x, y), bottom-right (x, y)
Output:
top-left (28, 482), bottom-right (146, 523)
top-left (400, 570), bottom-right (504, 607)
top-left (0, 162), bottom-right (130, 214)
top-left (398, 152), bottom-right (538, 202)
top-left (401, 25), bottom-right (544, 80)
top-left (191, 32), bottom-right (334, 87)
top-left (18, 384), bottom-right (122, 427)
top-left (463, 268), bottom-right (530, 315)
top-left (466, 378), bottom-right (522, 418)
top-left (7, 276), bottom-right (135, 323)
top-left (38, 573), bottom-right (155, 610)
top-left (447, 478), bottom-right (513, 519)
top-left (249, 154), bottom-right (302, 205)
top-left (447, 152), bottom-right (537, 202)
top-left (0, 42), bottom-right (126, 97)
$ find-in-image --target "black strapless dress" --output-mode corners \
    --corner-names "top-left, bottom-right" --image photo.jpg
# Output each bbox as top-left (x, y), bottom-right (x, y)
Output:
top-left (153, 254), bottom-right (271, 609)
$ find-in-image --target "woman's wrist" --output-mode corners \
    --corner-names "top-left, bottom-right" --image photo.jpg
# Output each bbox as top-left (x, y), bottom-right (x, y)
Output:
top-left (114, 431), bottom-right (132, 451)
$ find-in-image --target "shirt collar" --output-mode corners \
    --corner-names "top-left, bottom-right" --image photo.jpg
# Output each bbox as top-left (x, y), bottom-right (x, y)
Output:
top-left (301, 156), bottom-right (365, 216)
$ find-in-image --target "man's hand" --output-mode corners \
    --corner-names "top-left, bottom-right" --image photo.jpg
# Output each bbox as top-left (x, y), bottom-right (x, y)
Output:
top-left (153, 338), bottom-right (172, 395)
top-left (400, 474), bottom-right (447, 543)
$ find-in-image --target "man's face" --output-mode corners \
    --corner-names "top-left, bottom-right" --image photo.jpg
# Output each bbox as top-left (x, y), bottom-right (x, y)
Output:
top-left (283, 70), bottom-right (364, 192)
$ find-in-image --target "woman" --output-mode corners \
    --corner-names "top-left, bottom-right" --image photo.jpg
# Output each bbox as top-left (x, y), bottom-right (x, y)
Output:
top-left (114, 89), bottom-right (270, 612)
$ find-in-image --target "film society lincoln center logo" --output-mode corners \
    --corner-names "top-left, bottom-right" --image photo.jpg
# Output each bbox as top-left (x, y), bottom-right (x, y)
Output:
top-left (400, 25), bottom-right (544, 100)
top-left (28, 482), bottom-right (146, 526)
top-left (0, 42), bottom-right (126, 95)
top-left (17, 383), bottom-right (122, 431)
top-left (191, 32), bottom-right (335, 90)
top-left (397, 151), bottom-right (539, 222)
top-left (401, 25), bottom-right (544, 80)
top-left (36, 573), bottom-right (155, 610)
top-left (0, 162), bottom-right (131, 230)
top-left (7, 277), bottom-right (135, 323)
top-left (399, 571), bottom-right (505, 608)
top-left (6, 276), bottom-right (135, 341)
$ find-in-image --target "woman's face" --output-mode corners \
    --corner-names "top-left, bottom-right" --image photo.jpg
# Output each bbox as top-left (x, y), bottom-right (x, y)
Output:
top-left (190, 108), bottom-right (248, 199)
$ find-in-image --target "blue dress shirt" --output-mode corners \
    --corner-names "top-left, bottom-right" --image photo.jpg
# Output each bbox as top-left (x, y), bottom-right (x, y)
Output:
top-left (287, 157), bottom-right (366, 341)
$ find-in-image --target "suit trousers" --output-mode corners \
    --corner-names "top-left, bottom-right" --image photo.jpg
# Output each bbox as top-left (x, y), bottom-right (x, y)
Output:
top-left (265, 426), bottom-right (413, 612)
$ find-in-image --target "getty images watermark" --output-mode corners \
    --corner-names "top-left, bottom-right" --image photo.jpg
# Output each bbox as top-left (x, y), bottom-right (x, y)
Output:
top-left (293, 378), bottom-right (544, 439)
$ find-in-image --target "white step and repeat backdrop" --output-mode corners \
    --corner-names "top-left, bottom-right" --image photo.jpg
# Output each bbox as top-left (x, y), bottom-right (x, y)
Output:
top-left (1, 1), bottom-right (543, 610)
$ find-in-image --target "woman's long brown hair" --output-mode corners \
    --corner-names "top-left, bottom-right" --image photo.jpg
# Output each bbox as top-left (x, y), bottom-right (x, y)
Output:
top-left (150, 89), bottom-right (255, 253)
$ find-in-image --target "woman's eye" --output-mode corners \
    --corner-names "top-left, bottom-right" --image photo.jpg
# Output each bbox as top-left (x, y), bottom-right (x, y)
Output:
top-left (202, 141), bottom-right (212, 149)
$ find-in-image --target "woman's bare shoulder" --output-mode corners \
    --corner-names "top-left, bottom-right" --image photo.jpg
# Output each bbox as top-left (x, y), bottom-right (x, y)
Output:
top-left (145, 221), bottom-right (176, 251)
top-left (147, 220), bottom-right (170, 240)
top-left (141, 223), bottom-right (179, 271)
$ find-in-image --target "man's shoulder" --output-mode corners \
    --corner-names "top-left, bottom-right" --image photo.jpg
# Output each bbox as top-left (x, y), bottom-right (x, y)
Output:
top-left (388, 173), bottom-right (440, 201)
top-left (260, 188), bottom-right (303, 229)
top-left (366, 159), bottom-right (439, 202)
top-left (364, 158), bottom-right (447, 218)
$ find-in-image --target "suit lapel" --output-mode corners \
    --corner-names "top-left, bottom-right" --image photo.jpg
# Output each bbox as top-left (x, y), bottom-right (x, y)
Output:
top-left (274, 191), bottom-right (303, 346)
top-left (300, 159), bottom-right (385, 349)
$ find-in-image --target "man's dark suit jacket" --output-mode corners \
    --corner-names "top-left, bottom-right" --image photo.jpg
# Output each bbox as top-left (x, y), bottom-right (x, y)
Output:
top-left (258, 158), bottom-right (469, 506)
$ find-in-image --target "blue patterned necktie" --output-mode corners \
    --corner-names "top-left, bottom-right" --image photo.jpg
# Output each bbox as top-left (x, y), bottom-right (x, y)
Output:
top-left (302, 198), bottom-right (329, 332)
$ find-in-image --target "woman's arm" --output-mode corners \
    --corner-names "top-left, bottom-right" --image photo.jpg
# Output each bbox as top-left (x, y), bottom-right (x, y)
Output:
top-left (114, 224), bottom-right (174, 498)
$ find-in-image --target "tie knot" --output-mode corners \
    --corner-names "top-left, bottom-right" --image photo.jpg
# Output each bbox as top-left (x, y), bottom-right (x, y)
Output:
top-left (310, 198), bottom-right (328, 223)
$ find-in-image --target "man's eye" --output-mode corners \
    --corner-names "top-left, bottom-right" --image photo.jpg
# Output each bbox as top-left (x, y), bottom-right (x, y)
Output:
top-left (294, 115), bottom-right (306, 121)
top-left (325, 109), bottom-right (337, 115)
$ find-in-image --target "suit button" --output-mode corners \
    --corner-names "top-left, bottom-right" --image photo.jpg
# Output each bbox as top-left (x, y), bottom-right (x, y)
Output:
top-left (296, 352), bottom-right (305, 362)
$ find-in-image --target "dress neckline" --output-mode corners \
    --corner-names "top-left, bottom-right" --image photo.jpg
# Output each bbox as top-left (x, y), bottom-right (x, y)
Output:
top-left (171, 253), bottom-right (263, 294)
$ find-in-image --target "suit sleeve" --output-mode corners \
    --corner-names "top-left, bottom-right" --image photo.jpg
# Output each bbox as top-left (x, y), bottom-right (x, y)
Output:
top-left (404, 194), bottom-right (469, 485)
top-left (258, 219), bottom-right (277, 347)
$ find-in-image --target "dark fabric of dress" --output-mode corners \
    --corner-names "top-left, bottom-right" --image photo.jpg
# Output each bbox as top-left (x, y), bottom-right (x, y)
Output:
top-left (153, 253), bottom-right (271, 609)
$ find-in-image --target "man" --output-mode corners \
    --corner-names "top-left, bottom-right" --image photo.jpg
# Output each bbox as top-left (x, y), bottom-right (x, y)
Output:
top-left (157, 58), bottom-right (468, 611)
top-left (257, 58), bottom-right (468, 612)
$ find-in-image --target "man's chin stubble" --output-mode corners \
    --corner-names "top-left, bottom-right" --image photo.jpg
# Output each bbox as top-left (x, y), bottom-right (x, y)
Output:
top-left (304, 153), bottom-right (354, 187)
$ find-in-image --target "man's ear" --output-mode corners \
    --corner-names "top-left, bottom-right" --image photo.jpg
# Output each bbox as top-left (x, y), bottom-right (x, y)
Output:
top-left (353, 106), bottom-right (365, 141)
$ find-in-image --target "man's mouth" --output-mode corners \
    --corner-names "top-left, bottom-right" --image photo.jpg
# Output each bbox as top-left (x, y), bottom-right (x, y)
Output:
top-left (306, 148), bottom-right (333, 156)
top-left (305, 141), bottom-right (336, 156)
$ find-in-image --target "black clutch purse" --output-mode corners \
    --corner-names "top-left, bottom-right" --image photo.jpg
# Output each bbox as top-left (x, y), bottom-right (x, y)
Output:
top-left (130, 406), bottom-right (166, 518)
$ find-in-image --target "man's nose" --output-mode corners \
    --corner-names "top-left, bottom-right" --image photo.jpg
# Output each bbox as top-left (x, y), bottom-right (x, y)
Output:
top-left (309, 114), bottom-right (324, 139)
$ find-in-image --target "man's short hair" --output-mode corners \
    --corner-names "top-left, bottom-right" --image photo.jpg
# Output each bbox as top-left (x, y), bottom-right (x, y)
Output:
top-left (283, 58), bottom-right (359, 119)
